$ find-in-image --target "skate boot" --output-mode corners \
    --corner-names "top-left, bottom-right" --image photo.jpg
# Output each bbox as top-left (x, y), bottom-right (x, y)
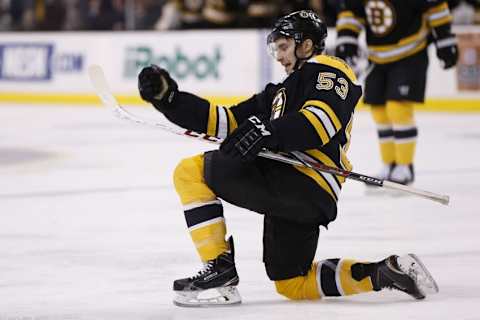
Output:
top-left (173, 236), bottom-right (241, 307)
top-left (390, 164), bottom-right (415, 185)
top-left (365, 163), bottom-right (395, 194)
top-left (371, 254), bottom-right (439, 299)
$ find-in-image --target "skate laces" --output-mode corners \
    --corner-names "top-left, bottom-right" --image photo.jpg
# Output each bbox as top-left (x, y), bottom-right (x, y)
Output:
top-left (190, 260), bottom-right (215, 280)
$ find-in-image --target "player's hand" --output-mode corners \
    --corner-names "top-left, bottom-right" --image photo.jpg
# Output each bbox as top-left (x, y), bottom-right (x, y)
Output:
top-left (335, 43), bottom-right (359, 68)
top-left (220, 116), bottom-right (279, 162)
top-left (436, 41), bottom-right (458, 69)
top-left (138, 65), bottom-right (178, 105)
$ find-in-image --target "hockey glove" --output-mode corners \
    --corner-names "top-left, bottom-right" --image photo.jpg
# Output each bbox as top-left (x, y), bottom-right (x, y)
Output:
top-left (435, 38), bottom-right (458, 69)
top-left (138, 64), bottom-right (178, 108)
top-left (220, 116), bottom-right (279, 162)
top-left (335, 43), bottom-right (359, 68)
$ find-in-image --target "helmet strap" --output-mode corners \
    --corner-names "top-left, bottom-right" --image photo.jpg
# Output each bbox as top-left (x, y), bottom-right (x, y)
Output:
top-left (293, 42), bottom-right (315, 71)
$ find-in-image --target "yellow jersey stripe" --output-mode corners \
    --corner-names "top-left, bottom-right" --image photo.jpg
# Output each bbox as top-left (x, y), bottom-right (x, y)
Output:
top-left (302, 99), bottom-right (343, 130)
top-left (368, 40), bottom-right (427, 64)
top-left (426, 2), bottom-right (449, 15)
top-left (301, 109), bottom-right (331, 144)
top-left (207, 103), bottom-right (218, 137)
top-left (336, 23), bottom-right (362, 34)
top-left (294, 166), bottom-right (337, 200)
top-left (429, 15), bottom-right (452, 27)
top-left (225, 107), bottom-right (238, 133)
top-left (368, 21), bottom-right (428, 51)
top-left (304, 150), bottom-right (344, 185)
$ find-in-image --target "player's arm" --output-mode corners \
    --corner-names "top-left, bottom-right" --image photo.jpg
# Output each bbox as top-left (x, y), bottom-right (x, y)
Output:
top-left (335, 0), bottom-right (365, 65)
top-left (423, 0), bottom-right (458, 69)
top-left (137, 65), bottom-right (272, 138)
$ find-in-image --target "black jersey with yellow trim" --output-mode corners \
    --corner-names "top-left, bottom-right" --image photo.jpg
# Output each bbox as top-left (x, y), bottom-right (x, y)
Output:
top-left (263, 55), bottom-right (361, 201)
top-left (336, 0), bottom-right (453, 64)
top-left (156, 55), bottom-right (361, 204)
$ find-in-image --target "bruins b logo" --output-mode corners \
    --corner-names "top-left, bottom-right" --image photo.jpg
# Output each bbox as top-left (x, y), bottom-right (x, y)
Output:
top-left (271, 88), bottom-right (286, 120)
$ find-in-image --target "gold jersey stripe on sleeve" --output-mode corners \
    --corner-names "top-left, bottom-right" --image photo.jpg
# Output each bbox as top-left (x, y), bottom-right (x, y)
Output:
top-left (426, 2), bottom-right (449, 15)
top-left (336, 11), bottom-right (365, 33)
top-left (426, 2), bottom-right (452, 27)
top-left (301, 109), bottom-right (331, 144)
top-left (207, 105), bottom-right (235, 139)
top-left (300, 100), bottom-right (342, 145)
top-left (225, 107), bottom-right (238, 133)
top-left (428, 14), bottom-right (452, 28)
top-left (302, 99), bottom-right (342, 130)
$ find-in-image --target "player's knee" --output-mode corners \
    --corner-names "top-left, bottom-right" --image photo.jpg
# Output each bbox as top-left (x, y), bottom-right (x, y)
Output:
top-left (275, 278), bottom-right (304, 300)
top-left (386, 101), bottom-right (415, 125)
top-left (370, 105), bottom-right (389, 124)
top-left (173, 155), bottom-right (204, 191)
top-left (274, 276), bottom-right (320, 300)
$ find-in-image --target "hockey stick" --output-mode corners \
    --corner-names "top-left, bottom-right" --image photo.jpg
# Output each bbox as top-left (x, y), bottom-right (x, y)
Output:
top-left (87, 65), bottom-right (450, 206)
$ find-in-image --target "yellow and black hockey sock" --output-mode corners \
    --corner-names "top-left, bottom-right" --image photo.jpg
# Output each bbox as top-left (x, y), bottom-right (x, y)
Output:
top-left (173, 154), bottom-right (228, 262)
top-left (370, 105), bottom-right (395, 165)
top-left (386, 101), bottom-right (417, 165)
top-left (274, 259), bottom-right (374, 300)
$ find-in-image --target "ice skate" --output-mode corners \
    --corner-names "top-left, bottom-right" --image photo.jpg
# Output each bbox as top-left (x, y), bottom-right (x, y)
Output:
top-left (389, 164), bottom-right (414, 186)
top-left (173, 237), bottom-right (241, 307)
top-left (386, 164), bottom-right (415, 197)
top-left (371, 254), bottom-right (439, 299)
top-left (365, 163), bottom-right (395, 196)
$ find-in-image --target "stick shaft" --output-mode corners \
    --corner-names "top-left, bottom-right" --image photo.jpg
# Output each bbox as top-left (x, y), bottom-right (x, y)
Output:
top-left (88, 65), bottom-right (450, 206)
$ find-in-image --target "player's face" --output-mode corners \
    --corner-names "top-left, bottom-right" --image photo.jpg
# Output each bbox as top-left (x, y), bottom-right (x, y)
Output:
top-left (269, 37), bottom-right (297, 75)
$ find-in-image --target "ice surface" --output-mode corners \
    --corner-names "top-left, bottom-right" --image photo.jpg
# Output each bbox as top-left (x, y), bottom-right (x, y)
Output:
top-left (1, 104), bottom-right (479, 320)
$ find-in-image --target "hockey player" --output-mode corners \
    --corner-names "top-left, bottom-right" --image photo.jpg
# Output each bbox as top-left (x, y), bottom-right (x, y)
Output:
top-left (335, 0), bottom-right (458, 185)
top-left (138, 10), bottom-right (438, 307)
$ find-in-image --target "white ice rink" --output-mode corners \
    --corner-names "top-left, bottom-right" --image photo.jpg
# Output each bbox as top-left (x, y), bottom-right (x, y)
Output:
top-left (1, 104), bottom-right (479, 320)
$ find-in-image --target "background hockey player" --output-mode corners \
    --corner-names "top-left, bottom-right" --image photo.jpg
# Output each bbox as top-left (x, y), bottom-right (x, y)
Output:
top-left (335, 0), bottom-right (458, 185)
top-left (138, 10), bottom-right (438, 307)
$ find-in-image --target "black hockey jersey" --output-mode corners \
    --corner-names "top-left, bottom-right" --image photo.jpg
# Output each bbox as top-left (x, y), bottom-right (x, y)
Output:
top-left (336, 0), bottom-right (453, 63)
top-left (159, 55), bottom-right (362, 221)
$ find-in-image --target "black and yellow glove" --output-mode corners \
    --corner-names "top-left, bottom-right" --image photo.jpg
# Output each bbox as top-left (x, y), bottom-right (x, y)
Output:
top-left (138, 65), bottom-right (178, 110)
top-left (220, 116), bottom-right (279, 162)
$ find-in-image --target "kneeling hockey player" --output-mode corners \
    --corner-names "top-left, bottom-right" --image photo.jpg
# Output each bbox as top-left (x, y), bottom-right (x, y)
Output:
top-left (138, 10), bottom-right (438, 307)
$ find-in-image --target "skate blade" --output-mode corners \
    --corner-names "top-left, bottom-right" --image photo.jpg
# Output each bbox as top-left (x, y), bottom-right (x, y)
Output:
top-left (173, 286), bottom-right (242, 307)
top-left (398, 254), bottom-right (439, 297)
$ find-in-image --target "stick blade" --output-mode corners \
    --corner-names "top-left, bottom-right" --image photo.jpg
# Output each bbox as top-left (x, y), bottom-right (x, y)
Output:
top-left (87, 65), bottom-right (118, 109)
top-left (382, 181), bottom-right (450, 206)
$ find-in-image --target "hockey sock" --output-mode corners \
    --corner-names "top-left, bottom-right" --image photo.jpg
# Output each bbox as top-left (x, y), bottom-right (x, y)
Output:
top-left (173, 154), bottom-right (228, 262)
top-left (316, 259), bottom-right (374, 296)
top-left (274, 259), bottom-right (374, 300)
top-left (370, 105), bottom-right (395, 165)
top-left (386, 101), bottom-right (417, 165)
